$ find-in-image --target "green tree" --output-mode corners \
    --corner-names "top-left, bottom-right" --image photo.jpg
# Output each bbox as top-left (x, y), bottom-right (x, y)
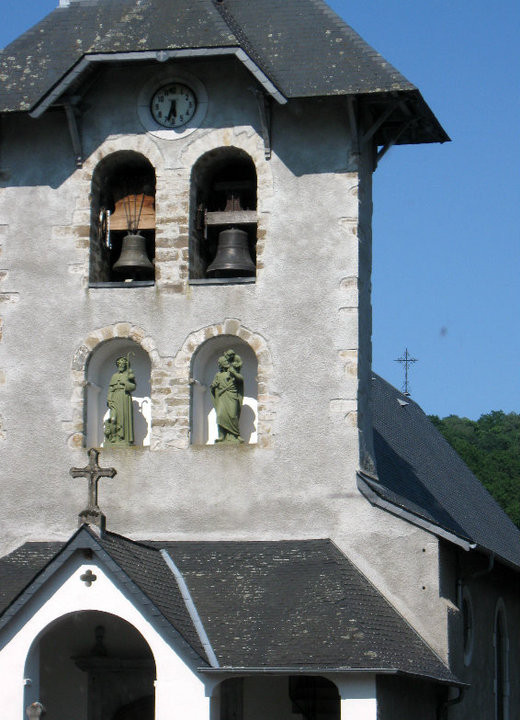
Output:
top-left (429, 411), bottom-right (520, 527)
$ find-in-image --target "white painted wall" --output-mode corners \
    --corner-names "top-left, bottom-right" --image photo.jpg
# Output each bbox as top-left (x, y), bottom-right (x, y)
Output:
top-left (334, 675), bottom-right (377, 720)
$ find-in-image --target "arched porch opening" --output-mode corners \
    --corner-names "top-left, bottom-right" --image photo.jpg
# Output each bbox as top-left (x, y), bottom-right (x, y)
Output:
top-left (24, 610), bottom-right (156, 720)
top-left (212, 675), bottom-right (340, 720)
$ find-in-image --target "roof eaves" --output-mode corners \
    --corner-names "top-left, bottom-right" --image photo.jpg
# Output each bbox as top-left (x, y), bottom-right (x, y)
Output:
top-left (198, 665), bottom-right (462, 686)
top-left (29, 47), bottom-right (287, 118)
top-left (357, 472), bottom-right (476, 551)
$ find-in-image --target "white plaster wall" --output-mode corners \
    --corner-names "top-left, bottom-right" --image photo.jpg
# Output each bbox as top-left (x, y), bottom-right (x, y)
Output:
top-left (0, 55), bottom-right (449, 657)
top-left (0, 552), bottom-right (209, 719)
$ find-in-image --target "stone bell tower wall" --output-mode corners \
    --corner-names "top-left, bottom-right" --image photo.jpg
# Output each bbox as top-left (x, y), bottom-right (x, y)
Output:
top-left (0, 57), bottom-right (448, 657)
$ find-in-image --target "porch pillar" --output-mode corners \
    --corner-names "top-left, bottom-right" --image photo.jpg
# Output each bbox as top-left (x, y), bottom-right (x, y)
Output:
top-left (155, 675), bottom-right (209, 720)
top-left (333, 674), bottom-right (377, 720)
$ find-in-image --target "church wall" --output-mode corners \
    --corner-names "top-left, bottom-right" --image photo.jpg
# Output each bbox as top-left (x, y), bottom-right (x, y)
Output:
top-left (446, 551), bottom-right (520, 720)
top-left (0, 56), bottom-right (450, 657)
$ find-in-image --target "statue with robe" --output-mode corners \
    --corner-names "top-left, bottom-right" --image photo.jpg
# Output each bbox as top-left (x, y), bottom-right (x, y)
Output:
top-left (104, 355), bottom-right (136, 446)
top-left (210, 349), bottom-right (244, 443)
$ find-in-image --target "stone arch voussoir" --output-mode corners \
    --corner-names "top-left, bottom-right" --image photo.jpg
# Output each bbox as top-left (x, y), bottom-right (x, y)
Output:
top-left (83, 135), bottom-right (165, 178)
top-left (175, 319), bottom-right (276, 448)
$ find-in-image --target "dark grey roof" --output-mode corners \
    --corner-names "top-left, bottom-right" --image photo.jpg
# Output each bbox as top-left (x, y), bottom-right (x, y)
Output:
top-left (368, 374), bottom-right (520, 569)
top-left (155, 539), bottom-right (456, 682)
top-left (0, 530), bottom-right (456, 684)
top-left (96, 531), bottom-right (210, 663)
top-left (0, 541), bottom-right (62, 614)
top-left (0, 0), bottom-right (448, 143)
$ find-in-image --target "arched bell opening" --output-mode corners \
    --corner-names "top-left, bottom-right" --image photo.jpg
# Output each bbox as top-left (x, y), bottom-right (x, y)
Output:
top-left (190, 148), bottom-right (257, 282)
top-left (190, 335), bottom-right (258, 445)
top-left (24, 610), bottom-right (156, 720)
top-left (85, 338), bottom-right (151, 448)
top-left (90, 151), bottom-right (156, 285)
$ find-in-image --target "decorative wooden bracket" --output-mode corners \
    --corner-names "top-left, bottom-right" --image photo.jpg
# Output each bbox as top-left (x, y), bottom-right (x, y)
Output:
top-left (252, 89), bottom-right (272, 160)
top-left (361, 98), bottom-right (401, 146)
top-left (375, 118), bottom-right (415, 168)
top-left (64, 99), bottom-right (83, 168)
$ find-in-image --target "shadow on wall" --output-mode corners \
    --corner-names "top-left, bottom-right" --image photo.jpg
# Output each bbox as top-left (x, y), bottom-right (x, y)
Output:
top-left (2, 60), bottom-right (352, 191)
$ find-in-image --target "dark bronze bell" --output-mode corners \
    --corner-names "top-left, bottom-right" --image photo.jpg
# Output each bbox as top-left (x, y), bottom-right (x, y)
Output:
top-left (112, 233), bottom-right (154, 278)
top-left (206, 227), bottom-right (255, 277)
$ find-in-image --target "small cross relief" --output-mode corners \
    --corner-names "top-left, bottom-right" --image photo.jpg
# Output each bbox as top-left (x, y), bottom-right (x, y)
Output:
top-left (80, 569), bottom-right (97, 587)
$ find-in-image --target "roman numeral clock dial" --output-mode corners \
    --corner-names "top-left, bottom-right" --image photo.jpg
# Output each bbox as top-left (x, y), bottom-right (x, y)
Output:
top-left (150, 83), bottom-right (197, 128)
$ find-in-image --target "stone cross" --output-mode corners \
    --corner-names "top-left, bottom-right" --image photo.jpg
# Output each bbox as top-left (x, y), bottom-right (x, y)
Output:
top-left (70, 448), bottom-right (117, 531)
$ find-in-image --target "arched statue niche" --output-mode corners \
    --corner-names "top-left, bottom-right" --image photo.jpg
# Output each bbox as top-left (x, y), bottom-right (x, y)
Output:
top-left (24, 611), bottom-right (155, 720)
top-left (191, 335), bottom-right (258, 445)
top-left (90, 151), bottom-right (156, 285)
top-left (86, 339), bottom-right (151, 448)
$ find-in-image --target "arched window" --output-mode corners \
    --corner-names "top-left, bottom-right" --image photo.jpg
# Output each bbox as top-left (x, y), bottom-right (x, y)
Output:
top-left (190, 148), bottom-right (257, 283)
top-left (494, 601), bottom-right (509, 720)
top-left (190, 335), bottom-right (258, 445)
top-left (462, 586), bottom-right (474, 666)
top-left (90, 151), bottom-right (156, 285)
top-left (85, 339), bottom-right (151, 448)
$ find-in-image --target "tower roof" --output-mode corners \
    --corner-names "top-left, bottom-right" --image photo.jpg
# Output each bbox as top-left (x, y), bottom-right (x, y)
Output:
top-left (0, 0), bottom-right (448, 144)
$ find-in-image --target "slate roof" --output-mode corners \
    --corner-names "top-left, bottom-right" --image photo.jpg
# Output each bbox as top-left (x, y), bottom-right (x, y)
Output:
top-left (0, 530), bottom-right (456, 684)
top-left (0, 0), bottom-right (448, 144)
top-left (367, 374), bottom-right (520, 569)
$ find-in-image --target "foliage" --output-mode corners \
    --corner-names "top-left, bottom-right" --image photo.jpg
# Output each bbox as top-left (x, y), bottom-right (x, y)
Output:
top-left (428, 411), bottom-right (520, 528)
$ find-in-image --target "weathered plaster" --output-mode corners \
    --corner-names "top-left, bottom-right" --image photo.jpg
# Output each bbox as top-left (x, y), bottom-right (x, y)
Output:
top-left (0, 56), bottom-right (451, 660)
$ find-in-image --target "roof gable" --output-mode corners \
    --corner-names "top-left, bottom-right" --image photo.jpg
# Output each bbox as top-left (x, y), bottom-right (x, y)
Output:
top-left (0, 527), bottom-right (213, 670)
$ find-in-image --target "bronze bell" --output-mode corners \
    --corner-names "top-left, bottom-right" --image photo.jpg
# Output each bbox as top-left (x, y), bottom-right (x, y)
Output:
top-left (112, 233), bottom-right (154, 278)
top-left (206, 227), bottom-right (255, 277)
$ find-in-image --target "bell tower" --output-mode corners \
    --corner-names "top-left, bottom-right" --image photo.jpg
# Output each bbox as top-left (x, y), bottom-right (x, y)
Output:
top-left (0, 0), bottom-right (447, 553)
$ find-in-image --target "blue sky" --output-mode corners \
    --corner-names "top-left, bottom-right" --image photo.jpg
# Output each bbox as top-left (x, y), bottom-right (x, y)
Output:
top-left (2, 1), bottom-right (519, 419)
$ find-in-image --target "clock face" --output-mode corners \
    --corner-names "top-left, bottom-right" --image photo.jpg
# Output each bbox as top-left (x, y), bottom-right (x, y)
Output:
top-left (150, 83), bottom-right (197, 128)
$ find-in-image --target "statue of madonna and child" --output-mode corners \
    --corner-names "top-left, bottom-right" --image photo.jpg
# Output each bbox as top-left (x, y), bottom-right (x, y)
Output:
top-left (210, 349), bottom-right (245, 444)
top-left (104, 354), bottom-right (136, 446)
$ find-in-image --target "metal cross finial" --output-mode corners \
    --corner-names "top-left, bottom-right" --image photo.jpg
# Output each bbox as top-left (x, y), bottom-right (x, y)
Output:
top-left (394, 347), bottom-right (418, 396)
top-left (70, 448), bottom-right (117, 531)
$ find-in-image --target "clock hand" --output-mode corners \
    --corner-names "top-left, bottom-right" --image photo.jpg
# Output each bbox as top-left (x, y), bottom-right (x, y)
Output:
top-left (167, 100), bottom-right (177, 122)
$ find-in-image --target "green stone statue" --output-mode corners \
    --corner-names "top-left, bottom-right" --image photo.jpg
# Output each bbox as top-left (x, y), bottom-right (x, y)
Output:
top-left (104, 354), bottom-right (136, 446)
top-left (210, 349), bottom-right (244, 444)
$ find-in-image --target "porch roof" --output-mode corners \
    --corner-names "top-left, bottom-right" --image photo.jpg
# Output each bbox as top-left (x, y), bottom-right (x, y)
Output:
top-left (0, 530), bottom-right (457, 685)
